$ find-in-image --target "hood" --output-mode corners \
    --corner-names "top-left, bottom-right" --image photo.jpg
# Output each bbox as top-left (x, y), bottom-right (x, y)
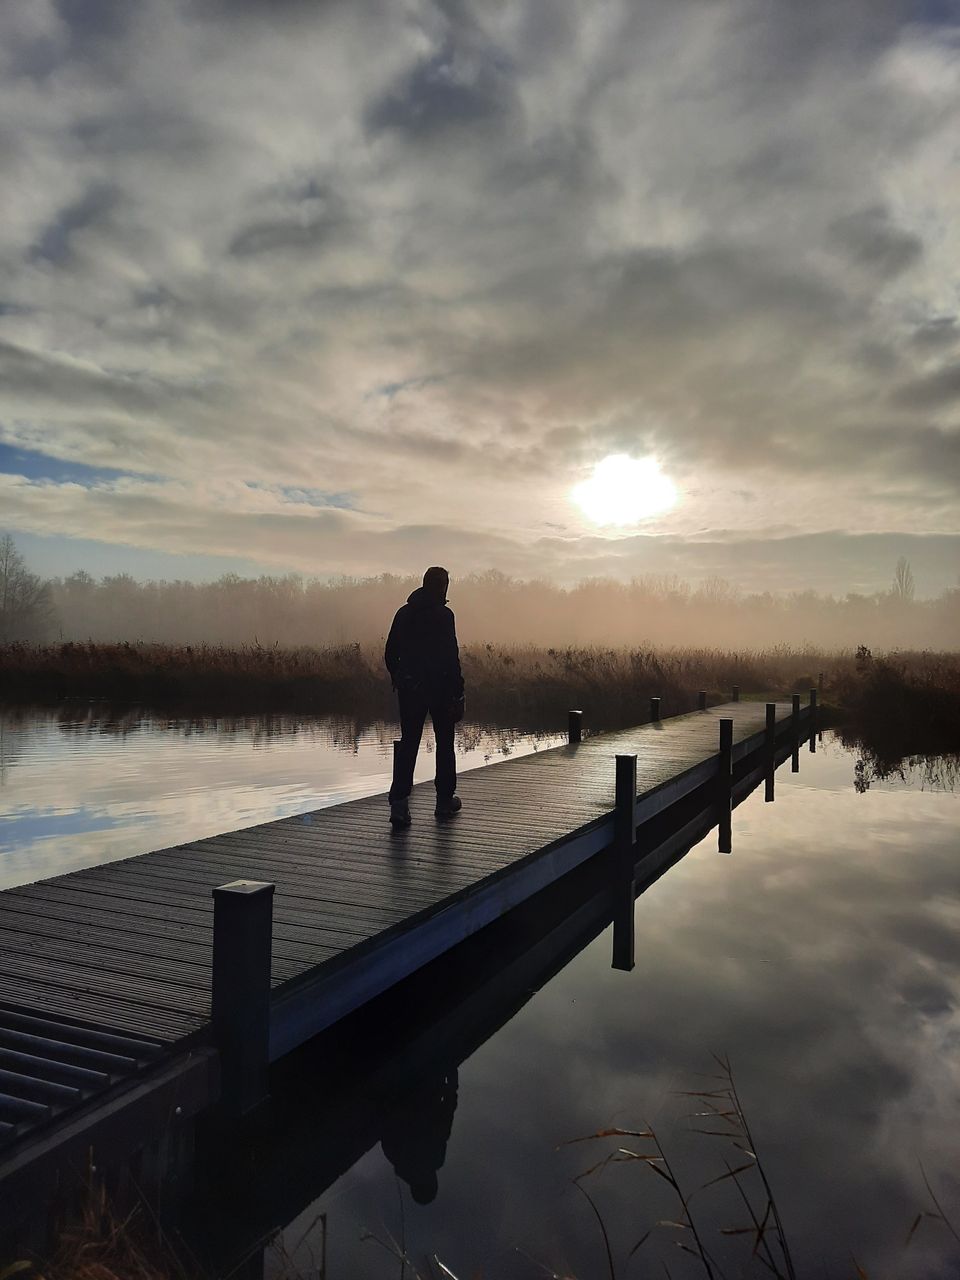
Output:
top-left (407, 585), bottom-right (446, 608)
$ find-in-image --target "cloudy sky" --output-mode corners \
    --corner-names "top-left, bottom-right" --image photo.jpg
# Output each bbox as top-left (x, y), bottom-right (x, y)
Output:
top-left (1, 0), bottom-right (958, 595)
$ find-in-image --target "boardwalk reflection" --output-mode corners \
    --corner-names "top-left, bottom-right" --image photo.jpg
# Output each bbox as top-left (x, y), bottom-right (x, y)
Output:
top-left (185, 728), bottom-right (811, 1274)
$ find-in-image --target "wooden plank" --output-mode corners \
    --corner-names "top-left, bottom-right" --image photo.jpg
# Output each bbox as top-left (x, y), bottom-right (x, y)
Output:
top-left (0, 976), bottom-right (203, 1041)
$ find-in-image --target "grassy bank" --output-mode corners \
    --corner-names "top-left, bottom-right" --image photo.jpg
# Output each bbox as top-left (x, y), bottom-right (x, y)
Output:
top-left (0, 640), bottom-right (848, 722)
top-left (831, 647), bottom-right (960, 779)
top-left (2, 641), bottom-right (958, 756)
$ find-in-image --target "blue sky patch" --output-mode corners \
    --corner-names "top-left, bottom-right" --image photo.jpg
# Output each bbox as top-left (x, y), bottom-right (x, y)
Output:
top-left (244, 480), bottom-right (355, 510)
top-left (0, 441), bottom-right (145, 486)
top-left (0, 806), bottom-right (123, 852)
top-left (10, 530), bottom-right (271, 583)
top-left (278, 485), bottom-right (354, 509)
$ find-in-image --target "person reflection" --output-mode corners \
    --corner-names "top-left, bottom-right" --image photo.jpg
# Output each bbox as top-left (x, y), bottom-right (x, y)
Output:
top-left (379, 1069), bottom-right (459, 1204)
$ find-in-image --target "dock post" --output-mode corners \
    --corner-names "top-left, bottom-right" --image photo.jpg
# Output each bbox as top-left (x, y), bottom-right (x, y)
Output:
top-left (718, 718), bottom-right (733, 854)
top-left (765, 702), bottom-right (777, 746)
top-left (612, 754), bottom-right (637, 971)
top-left (568, 710), bottom-right (583, 745)
top-left (697, 690), bottom-right (707, 711)
top-left (212, 880), bottom-right (275, 1118)
top-left (791, 694), bottom-right (801, 772)
top-left (809, 689), bottom-right (818, 753)
top-left (649, 696), bottom-right (661, 722)
top-left (764, 702), bottom-right (777, 802)
top-left (732, 685), bottom-right (740, 703)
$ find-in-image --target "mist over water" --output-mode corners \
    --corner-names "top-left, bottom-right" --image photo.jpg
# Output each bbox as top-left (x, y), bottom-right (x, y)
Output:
top-left (35, 568), bottom-right (960, 650)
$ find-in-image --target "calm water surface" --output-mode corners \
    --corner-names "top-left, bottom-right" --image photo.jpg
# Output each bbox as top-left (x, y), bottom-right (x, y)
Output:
top-left (0, 709), bottom-right (564, 889)
top-left (1, 711), bottom-right (958, 1277)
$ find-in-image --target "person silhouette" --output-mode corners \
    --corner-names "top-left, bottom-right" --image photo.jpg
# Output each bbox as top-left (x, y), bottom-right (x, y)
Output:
top-left (379, 1069), bottom-right (459, 1204)
top-left (385, 567), bottom-right (465, 828)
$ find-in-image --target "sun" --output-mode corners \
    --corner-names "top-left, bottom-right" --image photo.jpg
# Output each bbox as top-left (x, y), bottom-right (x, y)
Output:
top-left (572, 454), bottom-right (677, 526)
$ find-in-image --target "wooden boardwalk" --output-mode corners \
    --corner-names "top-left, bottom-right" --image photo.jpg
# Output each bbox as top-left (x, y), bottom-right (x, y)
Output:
top-left (0, 697), bottom-right (810, 1196)
top-left (0, 701), bottom-right (801, 1046)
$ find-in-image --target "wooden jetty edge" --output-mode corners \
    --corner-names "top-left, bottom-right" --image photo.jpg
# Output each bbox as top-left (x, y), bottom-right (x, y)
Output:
top-left (0, 694), bottom-right (815, 1226)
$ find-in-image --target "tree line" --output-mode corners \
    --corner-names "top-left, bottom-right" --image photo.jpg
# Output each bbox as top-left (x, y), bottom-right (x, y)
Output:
top-left (1, 535), bottom-right (956, 651)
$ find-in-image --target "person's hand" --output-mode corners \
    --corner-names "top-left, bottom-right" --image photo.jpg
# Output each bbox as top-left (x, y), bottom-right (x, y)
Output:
top-left (451, 695), bottom-right (465, 724)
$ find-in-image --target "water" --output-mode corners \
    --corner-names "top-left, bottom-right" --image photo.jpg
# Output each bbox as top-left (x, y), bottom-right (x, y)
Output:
top-left (0, 708), bottom-right (564, 890)
top-left (1, 711), bottom-right (958, 1276)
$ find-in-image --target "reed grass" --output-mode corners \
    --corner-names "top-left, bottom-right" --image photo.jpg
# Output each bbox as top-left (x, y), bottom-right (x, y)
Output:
top-left (4, 640), bottom-right (957, 725)
top-left (12, 1059), bottom-right (958, 1279)
top-left (8, 1176), bottom-right (199, 1280)
top-left (5, 1178), bottom-right (325, 1280)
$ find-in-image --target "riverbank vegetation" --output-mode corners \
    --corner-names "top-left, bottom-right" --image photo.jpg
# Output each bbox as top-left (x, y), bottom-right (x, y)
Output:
top-left (0, 637), bottom-right (855, 723)
top-left (3, 641), bottom-right (958, 767)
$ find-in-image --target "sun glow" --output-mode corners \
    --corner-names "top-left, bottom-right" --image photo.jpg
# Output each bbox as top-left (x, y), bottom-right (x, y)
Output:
top-left (572, 454), bottom-right (677, 526)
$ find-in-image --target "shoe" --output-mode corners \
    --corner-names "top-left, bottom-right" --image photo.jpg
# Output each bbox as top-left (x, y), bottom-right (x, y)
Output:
top-left (389, 802), bottom-right (411, 829)
top-left (435, 795), bottom-right (462, 819)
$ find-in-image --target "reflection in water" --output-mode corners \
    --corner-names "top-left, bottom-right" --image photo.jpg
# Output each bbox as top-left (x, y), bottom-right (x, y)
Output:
top-left (2, 710), bottom-right (958, 1276)
top-left (853, 745), bottom-right (960, 794)
top-left (380, 1070), bottom-right (459, 1205)
top-left (245, 733), bottom-right (958, 1280)
top-left (0, 708), bottom-right (563, 889)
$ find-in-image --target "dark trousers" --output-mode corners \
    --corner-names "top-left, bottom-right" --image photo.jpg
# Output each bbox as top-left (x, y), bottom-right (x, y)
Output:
top-left (389, 687), bottom-right (457, 804)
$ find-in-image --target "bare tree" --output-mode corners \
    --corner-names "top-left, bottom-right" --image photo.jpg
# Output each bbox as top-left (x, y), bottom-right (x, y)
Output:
top-left (0, 534), bottom-right (53, 641)
top-left (892, 556), bottom-right (915, 603)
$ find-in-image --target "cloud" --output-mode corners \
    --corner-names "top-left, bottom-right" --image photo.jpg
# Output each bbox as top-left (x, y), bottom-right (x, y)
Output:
top-left (0, 0), bottom-right (958, 593)
top-left (828, 205), bottom-right (924, 279)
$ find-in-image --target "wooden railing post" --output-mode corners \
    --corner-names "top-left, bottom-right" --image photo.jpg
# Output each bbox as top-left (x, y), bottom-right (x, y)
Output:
top-left (809, 689), bottom-right (818, 753)
top-left (718, 718), bottom-right (733, 854)
top-left (649, 696), bottom-right (661, 722)
top-left (764, 702), bottom-right (777, 802)
top-left (568, 710), bottom-right (583, 745)
top-left (791, 694), bottom-right (801, 772)
top-left (212, 880), bottom-right (275, 1117)
top-left (612, 754), bottom-right (637, 971)
top-left (732, 686), bottom-right (740, 703)
top-left (697, 690), bottom-right (707, 711)
top-left (765, 702), bottom-right (777, 746)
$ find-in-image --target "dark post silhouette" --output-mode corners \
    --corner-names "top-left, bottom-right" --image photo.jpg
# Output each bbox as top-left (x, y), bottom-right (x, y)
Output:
top-left (732, 685), bottom-right (740, 703)
top-left (765, 702), bottom-right (777, 746)
top-left (809, 688), bottom-right (818, 753)
top-left (212, 880), bottom-right (275, 1117)
top-left (568, 710), bottom-right (583, 745)
top-left (649, 696), bottom-right (661, 722)
top-left (791, 693), bottom-right (801, 772)
top-left (718, 718), bottom-right (733, 854)
top-left (612, 754), bottom-right (637, 971)
top-left (697, 690), bottom-right (707, 711)
top-left (764, 702), bottom-right (777, 802)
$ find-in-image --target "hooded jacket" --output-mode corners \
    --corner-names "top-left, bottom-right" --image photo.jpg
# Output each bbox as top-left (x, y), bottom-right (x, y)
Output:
top-left (384, 586), bottom-right (465, 700)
